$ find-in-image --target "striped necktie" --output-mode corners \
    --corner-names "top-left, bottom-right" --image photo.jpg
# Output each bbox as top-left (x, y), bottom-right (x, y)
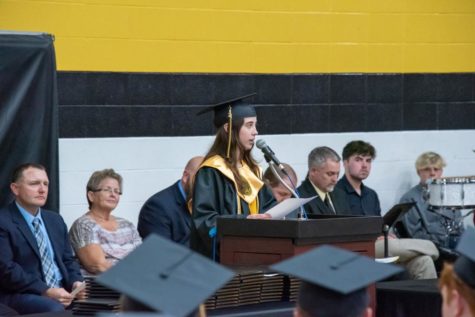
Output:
top-left (32, 218), bottom-right (60, 288)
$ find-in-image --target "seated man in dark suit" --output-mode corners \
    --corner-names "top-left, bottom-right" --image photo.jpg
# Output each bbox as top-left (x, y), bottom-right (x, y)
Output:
top-left (138, 156), bottom-right (203, 246)
top-left (0, 163), bottom-right (84, 314)
top-left (297, 146), bottom-right (350, 215)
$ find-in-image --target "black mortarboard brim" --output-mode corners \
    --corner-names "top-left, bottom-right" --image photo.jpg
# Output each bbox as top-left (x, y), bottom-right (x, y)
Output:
top-left (270, 245), bottom-right (403, 295)
top-left (197, 93), bottom-right (257, 128)
top-left (95, 312), bottom-right (174, 317)
top-left (454, 227), bottom-right (475, 288)
top-left (96, 234), bottom-right (235, 317)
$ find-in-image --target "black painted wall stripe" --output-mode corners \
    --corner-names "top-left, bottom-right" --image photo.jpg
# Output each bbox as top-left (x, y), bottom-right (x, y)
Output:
top-left (58, 72), bottom-right (475, 138)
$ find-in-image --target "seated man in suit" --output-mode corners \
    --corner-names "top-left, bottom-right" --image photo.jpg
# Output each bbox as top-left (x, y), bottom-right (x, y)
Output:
top-left (0, 163), bottom-right (84, 314)
top-left (297, 146), bottom-right (350, 215)
top-left (336, 140), bottom-right (439, 279)
top-left (138, 156), bottom-right (203, 246)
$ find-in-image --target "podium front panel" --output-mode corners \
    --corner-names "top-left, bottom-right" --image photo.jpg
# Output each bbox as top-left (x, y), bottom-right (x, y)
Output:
top-left (218, 216), bottom-right (381, 266)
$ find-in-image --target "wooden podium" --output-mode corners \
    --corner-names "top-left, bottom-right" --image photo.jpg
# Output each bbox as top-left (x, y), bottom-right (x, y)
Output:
top-left (218, 215), bottom-right (382, 266)
top-left (217, 215), bottom-right (383, 313)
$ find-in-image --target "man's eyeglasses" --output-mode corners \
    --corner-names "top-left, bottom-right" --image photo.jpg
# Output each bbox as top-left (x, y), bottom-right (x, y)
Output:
top-left (91, 188), bottom-right (122, 195)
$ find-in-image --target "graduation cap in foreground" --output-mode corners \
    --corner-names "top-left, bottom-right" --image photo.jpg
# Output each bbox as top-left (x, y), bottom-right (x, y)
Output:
top-left (454, 227), bottom-right (475, 288)
top-left (197, 93), bottom-right (257, 129)
top-left (95, 312), bottom-right (174, 317)
top-left (96, 234), bottom-right (235, 317)
top-left (270, 245), bottom-right (403, 316)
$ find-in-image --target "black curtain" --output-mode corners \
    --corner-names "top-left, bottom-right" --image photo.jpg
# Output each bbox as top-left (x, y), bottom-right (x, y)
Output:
top-left (0, 31), bottom-right (59, 211)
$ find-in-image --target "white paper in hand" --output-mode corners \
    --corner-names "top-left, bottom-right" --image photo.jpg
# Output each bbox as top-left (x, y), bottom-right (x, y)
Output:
top-left (265, 196), bottom-right (317, 219)
top-left (70, 282), bottom-right (86, 298)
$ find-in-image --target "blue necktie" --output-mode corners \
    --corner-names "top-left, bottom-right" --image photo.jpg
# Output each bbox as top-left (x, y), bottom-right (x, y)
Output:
top-left (32, 218), bottom-right (59, 288)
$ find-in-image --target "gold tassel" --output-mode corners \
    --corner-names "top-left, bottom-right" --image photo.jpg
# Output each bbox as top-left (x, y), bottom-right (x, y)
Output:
top-left (226, 105), bottom-right (232, 159)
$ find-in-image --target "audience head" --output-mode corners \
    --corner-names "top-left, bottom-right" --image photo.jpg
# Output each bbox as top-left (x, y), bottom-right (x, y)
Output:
top-left (307, 146), bottom-right (341, 193)
top-left (297, 283), bottom-right (371, 317)
top-left (342, 140), bottom-right (376, 183)
top-left (415, 152), bottom-right (446, 185)
top-left (86, 168), bottom-right (123, 210)
top-left (97, 234), bottom-right (234, 317)
top-left (10, 163), bottom-right (48, 214)
top-left (263, 163), bottom-right (298, 202)
top-left (270, 245), bottom-right (402, 317)
top-left (181, 156), bottom-right (204, 196)
top-left (439, 228), bottom-right (475, 317)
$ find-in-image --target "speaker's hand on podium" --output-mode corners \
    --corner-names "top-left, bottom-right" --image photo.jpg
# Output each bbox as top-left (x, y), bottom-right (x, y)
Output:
top-left (247, 213), bottom-right (272, 220)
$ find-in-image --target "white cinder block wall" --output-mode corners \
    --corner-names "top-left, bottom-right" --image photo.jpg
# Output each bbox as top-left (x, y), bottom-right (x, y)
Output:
top-left (59, 130), bottom-right (475, 229)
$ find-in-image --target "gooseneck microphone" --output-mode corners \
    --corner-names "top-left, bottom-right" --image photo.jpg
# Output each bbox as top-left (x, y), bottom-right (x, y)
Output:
top-left (256, 139), bottom-right (284, 170)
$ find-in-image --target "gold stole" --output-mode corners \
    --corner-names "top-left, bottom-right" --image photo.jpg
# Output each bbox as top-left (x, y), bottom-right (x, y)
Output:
top-left (201, 155), bottom-right (263, 214)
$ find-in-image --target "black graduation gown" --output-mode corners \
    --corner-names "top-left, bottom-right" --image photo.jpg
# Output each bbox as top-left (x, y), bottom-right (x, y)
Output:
top-left (190, 166), bottom-right (276, 258)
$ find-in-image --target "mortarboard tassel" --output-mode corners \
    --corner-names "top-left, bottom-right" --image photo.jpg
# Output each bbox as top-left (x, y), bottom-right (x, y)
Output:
top-left (226, 105), bottom-right (232, 159)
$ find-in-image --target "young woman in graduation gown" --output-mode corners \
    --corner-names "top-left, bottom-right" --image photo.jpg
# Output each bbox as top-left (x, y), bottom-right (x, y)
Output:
top-left (191, 94), bottom-right (276, 258)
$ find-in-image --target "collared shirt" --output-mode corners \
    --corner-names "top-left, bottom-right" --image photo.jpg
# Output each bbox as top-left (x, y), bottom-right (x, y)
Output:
top-left (309, 179), bottom-right (335, 210)
top-left (177, 180), bottom-right (186, 201)
top-left (336, 175), bottom-right (381, 216)
top-left (16, 202), bottom-right (63, 285)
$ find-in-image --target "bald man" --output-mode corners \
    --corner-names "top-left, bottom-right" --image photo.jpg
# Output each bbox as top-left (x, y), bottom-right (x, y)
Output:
top-left (138, 156), bottom-right (203, 246)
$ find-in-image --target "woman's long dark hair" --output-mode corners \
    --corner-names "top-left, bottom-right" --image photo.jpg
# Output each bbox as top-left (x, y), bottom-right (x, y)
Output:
top-left (203, 117), bottom-right (259, 193)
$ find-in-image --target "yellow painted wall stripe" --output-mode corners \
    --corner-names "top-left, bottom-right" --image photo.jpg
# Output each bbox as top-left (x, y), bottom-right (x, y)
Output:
top-left (1, 0), bottom-right (474, 73)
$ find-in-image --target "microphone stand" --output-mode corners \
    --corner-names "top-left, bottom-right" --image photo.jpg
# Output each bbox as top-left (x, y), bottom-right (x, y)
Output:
top-left (411, 198), bottom-right (439, 243)
top-left (382, 224), bottom-right (389, 257)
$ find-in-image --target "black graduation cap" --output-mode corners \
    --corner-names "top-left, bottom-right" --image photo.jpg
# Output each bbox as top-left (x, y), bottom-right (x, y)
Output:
top-left (270, 245), bottom-right (403, 316)
top-left (454, 227), bottom-right (475, 288)
top-left (95, 312), bottom-right (174, 317)
top-left (96, 234), bottom-right (235, 317)
top-left (270, 245), bottom-right (402, 295)
top-left (197, 93), bottom-right (257, 128)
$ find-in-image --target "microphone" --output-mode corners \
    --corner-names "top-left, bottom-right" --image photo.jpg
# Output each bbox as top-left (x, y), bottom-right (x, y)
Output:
top-left (256, 139), bottom-right (284, 170)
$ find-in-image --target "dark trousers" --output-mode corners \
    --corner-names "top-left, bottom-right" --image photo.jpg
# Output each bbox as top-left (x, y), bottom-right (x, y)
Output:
top-left (0, 293), bottom-right (63, 315)
top-left (0, 303), bottom-right (18, 316)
